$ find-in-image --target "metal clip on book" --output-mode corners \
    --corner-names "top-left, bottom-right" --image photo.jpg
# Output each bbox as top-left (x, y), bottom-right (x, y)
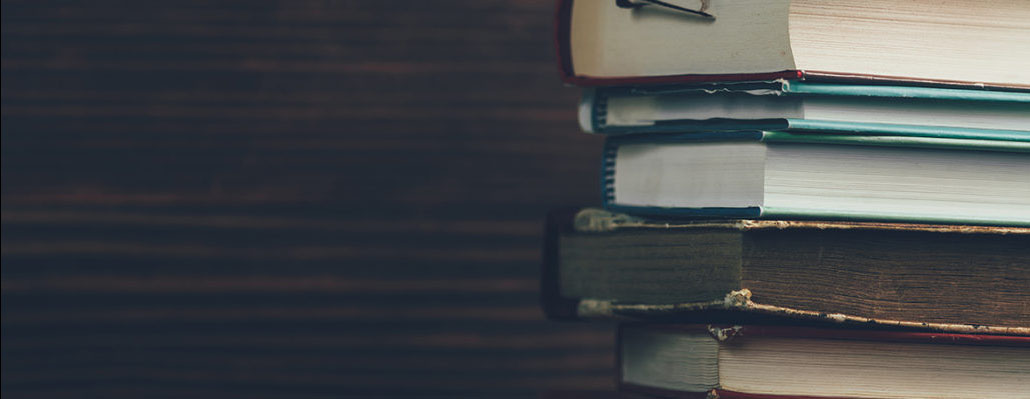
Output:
top-left (615, 0), bottom-right (715, 20)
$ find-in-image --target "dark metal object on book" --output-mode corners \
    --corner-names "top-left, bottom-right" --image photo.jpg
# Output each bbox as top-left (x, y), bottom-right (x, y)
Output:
top-left (615, 0), bottom-right (716, 19)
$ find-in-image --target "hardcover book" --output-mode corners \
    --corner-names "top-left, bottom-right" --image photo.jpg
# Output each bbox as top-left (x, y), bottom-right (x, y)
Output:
top-left (579, 81), bottom-right (1030, 136)
top-left (617, 324), bottom-right (1030, 399)
top-left (599, 132), bottom-right (1030, 226)
top-left (542, 208), bottom-right (1030, 334)
top-left (556, 0), bottom-right (1030, 88)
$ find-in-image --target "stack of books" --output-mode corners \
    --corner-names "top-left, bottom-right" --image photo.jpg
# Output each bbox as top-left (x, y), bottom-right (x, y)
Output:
top-left (544, 1), bottom-right (1030, 398)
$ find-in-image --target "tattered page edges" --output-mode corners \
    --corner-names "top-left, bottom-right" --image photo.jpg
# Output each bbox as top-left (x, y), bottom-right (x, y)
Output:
top-left (577, 289), bottom-right (1030, 336)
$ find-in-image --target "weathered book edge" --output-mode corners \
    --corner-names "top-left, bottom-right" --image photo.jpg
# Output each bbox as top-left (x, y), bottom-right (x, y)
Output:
top-left (588, 290), bottom-right (1030, 336)
top-left (544, 208), bottom-right (1030, 330)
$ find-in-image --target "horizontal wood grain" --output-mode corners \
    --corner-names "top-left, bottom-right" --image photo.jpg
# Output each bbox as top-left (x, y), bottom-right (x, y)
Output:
top-left (1, 0), bottom-right (610, 396)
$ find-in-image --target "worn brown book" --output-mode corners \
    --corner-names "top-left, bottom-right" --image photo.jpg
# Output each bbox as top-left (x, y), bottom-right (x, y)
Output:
top-left (542, 208), bottom-right (1030, 334)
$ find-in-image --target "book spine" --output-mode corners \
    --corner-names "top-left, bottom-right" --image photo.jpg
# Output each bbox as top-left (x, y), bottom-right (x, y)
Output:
top-left (602, 137), bottom-right (764, 219)
top-left (577, 88), bottom-right (603, 133)
top-left (600, 139), bottom-right (618, 209)
top-left (553, 0), bottom-right (802, 87)
top-left (540, 207), bottom-right (585, 320)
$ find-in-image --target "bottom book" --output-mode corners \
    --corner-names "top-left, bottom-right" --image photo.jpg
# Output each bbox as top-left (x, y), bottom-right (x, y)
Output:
top-left (618, 324), bottom-right (1030, 399)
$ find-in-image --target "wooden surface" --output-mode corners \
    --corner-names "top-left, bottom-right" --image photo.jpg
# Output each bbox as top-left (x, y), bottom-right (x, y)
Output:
top-left (1, 1), bottom-right (613, 396)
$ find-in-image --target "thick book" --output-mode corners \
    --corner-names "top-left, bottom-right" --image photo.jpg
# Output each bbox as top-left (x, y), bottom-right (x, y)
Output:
top-left (555, 0), bottom-right (1030, 89)
top-left (542, 208), bottom-right (1030, 334)
top-left (617, 324), bottom-right (1030, 399)
top-left (578, 81), bottom-right (1030, 136)
top-left (599, 132), bottom-right (1030, 226)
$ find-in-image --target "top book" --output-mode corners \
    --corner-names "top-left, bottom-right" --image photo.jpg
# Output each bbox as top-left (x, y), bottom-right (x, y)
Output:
top-left (556, 0), bottom-right (1030, 89)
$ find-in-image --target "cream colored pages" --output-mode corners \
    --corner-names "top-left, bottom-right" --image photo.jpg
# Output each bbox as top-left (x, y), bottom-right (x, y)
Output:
top-left (720, 337), bottom-right (1030, 399)
top-left (789, 0), bottom-right (1030, 86)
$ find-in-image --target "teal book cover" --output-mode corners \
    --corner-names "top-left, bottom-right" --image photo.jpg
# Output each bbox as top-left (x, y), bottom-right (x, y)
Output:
top-left (601, 131), bottom-right (1030, 226)
top-left (582, 81), bottom-right (1030, 140)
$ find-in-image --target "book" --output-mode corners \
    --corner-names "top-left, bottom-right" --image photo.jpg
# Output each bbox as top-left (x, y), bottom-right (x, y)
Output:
top-left (599, 133), bottom-right (1030, 226)
top-left (542, 208), bottom-right (1030, 334)
top-left (556, 0), bottom-right (1030, 88)
top-left (579, 81), bottom-right (1030, 136)
top-left (617, 324), bottom-right (1030, 399)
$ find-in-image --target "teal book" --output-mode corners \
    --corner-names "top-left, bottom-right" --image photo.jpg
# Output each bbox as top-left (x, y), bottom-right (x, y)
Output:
top-left (601, 131), bottom-right (1030, 226)
top-left (580, 81), bottom-right (1030, 140)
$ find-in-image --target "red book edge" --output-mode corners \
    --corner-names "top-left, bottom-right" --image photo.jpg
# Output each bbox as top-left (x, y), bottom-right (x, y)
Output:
top-left (552, 0), bottom-right (1030, 91)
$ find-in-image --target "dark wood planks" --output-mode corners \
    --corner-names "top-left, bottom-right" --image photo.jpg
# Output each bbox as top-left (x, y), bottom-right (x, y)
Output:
top-left (1, 0), bottom-right (612, 396)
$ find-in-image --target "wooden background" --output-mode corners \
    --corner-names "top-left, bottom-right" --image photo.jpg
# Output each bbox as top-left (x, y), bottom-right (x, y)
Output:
top-left (1, 1), bottom-right (613, 396)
